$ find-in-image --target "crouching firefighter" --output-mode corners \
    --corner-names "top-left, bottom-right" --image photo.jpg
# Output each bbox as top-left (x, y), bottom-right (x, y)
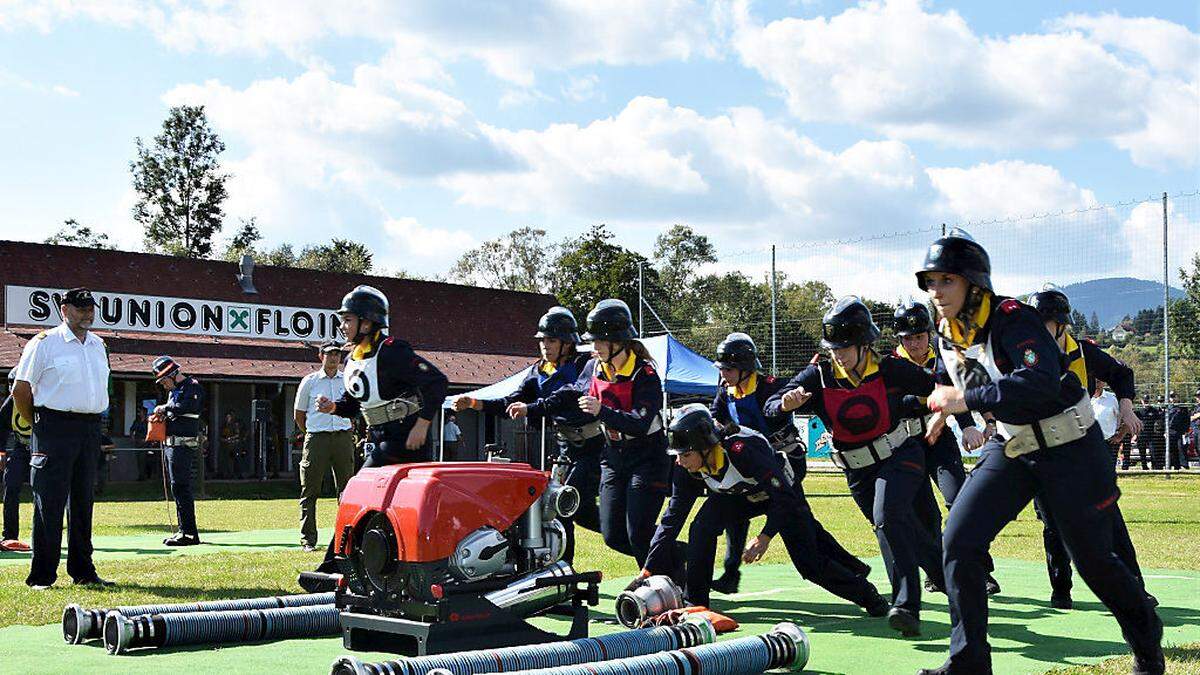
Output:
top-left (764, 296), bottom-right (944, 638)
top-left (709, 332), bottom-right (868, 595)
top-left (453, 306), bottom-right (602, 562)
top-left (152, 356), bottom-right (204, 547)
top-left (315, 285), bottom-right (448, 573)
top-left (639, 404), bottom-right (887, 615)
top-left (916, 230), bottom-right (1163, 675)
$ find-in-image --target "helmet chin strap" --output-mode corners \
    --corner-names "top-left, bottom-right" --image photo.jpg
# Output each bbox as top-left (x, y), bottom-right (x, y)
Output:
top-left (601, 341), bottom-right (628, 365)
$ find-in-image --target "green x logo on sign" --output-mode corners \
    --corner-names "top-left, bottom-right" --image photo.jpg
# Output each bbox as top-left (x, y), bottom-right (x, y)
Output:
top-left (229, 307), bottom-right (251, 332)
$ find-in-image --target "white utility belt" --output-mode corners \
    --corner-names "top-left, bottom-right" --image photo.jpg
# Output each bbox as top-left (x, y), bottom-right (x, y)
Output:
top-left (602, 414), bottom-right (663, 443)
top-left (361, 397), bottom-right (421, 427)
top-left (998, 393), bottom-right (1095, 458)
top-left (556, 421), bottom-right (605, 444)
top-left (167, 436), bottom-right (200, 447)
top-left (828, 421), bottom-right (917, 471)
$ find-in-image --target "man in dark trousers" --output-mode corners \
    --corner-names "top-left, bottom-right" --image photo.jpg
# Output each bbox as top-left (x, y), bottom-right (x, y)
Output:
top-left (1, 373), bottom-right (33, 552)
top-left (1167, 392), bottom-right (1190, 470)
top-left (12, 288), bottom-right (113, 589)
top-left (151, 355), bottom-right (205, 546)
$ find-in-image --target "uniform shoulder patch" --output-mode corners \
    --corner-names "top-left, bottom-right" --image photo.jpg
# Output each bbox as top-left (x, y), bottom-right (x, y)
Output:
top-left (730, 440), bottom-right (745, 454)
top-left (999, 299), bottom-right (1020, 314)
top-left (642, 364), bottom-right (656, 376)
top-left (1022, 348), bottom-right (1039, 367)
top-left (383, 336), bottom-right (394, 346)
top-left (765, 375), bottom-right (776, 384)
top-left (32, 331), bottom-right (47, 341)
top-left (1084, 337), bottom-right (1097, 345)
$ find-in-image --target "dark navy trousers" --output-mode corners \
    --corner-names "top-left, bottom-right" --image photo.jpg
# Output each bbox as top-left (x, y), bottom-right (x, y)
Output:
top-left (27, 410), bottom-right (99, 586)
top-left (1034, 495), bottom-right (1146, 599)
top-left (599, 439), bottom-right (670, 569)
top-left (3, 440), bottom-right (30, 540)
top-left (556, 433), bottom-right (604, 563)
top-left (942, 426), bottom-right (1161, 670)
top-left (164, 444), bottom-right (200, 537)
top-left (845, 438), bottom-right (941, 613)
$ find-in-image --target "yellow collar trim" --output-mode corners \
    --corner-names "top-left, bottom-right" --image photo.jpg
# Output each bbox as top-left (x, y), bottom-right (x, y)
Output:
top-left (600, 353), bottom-right (638, 380)
top-left (728, 372), bottom-right (758, 399)
top-left (699, 443), bottom-right (726, 475)
top-left (1063, 332), bottom-right (1089, 386)
top-left (351, 331), bottom-right (382, 360)
top-left (832, 350), bottom-right (879, 387)
top-left (539, 360), bottom-right (557, 375)
top-left (941, 293), bottom-right (992, 348)
top-left (895, 343), bottom-right (934, 366)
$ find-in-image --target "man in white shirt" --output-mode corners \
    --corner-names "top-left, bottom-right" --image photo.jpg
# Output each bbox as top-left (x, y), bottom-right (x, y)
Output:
top-left (443, 413), bottom-right (461, 457)
top-left (11, 288), bottom-right (113, 589)
top-left (294, 342), bottom-right (355, 551)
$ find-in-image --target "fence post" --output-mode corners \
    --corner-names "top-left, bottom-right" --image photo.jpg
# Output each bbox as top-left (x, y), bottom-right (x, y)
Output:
top-left (1162, 192), bottom-right (1170, 463)
top-left (637, 261), bottom-right (644, 335)
top-left (770, 245), bottom-right (778, 376)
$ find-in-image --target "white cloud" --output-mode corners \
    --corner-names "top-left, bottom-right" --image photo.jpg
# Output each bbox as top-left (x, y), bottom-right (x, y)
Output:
top-left (443, 96), bottom-right (938, 242)
top-left (927, 160), bottom-right (1098, 222)
top-left (383, 216), bottom-right (476, 259)
top-left (732, 0), bottom-right (1199, 169)
top-left (562, 74), bottom-right (601, 102)
top-left (2, 1), bottom-right (720, 85)
top-left (0, 68), bottom-right (80, 97)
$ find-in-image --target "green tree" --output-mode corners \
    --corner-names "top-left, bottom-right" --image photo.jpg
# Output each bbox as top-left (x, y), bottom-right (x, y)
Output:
top-left (1172, 252), bottom-right (1200, 357)
top-left (219, 217), bottom-right (262, 262)
top-left (130, 105), bottom-right (229, 258)
top-left (296, 239), bottom-right (373, 275)
top-left (45, 219), bottom-right (114, 249)
top-left (549, 224), bottom-right (656, 327)
top-left (1070, 309), bottom-right (1090, 334)
top-left (450, 226), bottom-right (552, 292)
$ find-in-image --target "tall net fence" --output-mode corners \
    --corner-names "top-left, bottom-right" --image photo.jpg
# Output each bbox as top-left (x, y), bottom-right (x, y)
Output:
top-left (639, 190), bottom-right (1200, 418)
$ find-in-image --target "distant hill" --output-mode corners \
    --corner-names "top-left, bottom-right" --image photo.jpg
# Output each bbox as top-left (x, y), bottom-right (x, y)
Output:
top-left (1046, 277), bottom-right (1185, 329)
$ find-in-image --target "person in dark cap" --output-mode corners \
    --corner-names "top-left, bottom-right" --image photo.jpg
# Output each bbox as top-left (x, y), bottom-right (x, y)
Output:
top-left (151, 355), bottom-right (205, 546)
top-left (11, 288), bottom-right (113, 588)
top-left (293, 341), bottom-right (355, 552)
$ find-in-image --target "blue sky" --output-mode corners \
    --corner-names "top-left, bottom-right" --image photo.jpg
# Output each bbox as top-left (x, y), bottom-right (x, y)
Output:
top-left (0, 0), bottom-right (1196, 290)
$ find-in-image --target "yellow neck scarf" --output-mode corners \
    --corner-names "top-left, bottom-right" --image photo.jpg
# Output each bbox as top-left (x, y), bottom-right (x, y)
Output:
top-left (728, 372), bottom-right (758, 399)
top-left (832, 350), bottom-right (879, 388)
top-left (940, 293), bottom-right (993, 348)
top-left (1063, 332), bottom-right (1089, 387)
top-left (600, 352), bottom-right (638, 381)
top-left (895, 343), bottom-right (934, 367)
top-left (351, 331), bottom-right (382, 360)
top-left (699, 443), bottom-right (726, 475)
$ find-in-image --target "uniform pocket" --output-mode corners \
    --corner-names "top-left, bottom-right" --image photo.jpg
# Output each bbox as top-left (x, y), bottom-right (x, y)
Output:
top-left (29, 452), bottom-right (48, 470)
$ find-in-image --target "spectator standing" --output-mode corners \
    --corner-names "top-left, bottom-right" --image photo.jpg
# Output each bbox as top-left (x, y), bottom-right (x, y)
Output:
top-left (220, 411), bottom-right (246, 479)
top-left (294, 342), bottom-right (355, 552)
top-left (12, 288), bottom-right (113, 589)
top-left (1167, 392), bottom-right (1189, 470)
top-left (1, 373), bottom-right (33, 552)
top-left (442, 413), bottom-right (461, 459)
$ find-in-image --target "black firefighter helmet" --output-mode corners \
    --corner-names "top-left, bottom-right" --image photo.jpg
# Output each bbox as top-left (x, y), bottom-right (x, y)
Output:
top-left (338, 285), bottom-right (389, 327)
top-left (714, 332), bottom-right (761, 372)
top-left (821, 296), bottom-right (881, 349)
top-left (893, 301), bottom-right (935, 337)
top-left (916, 228), bottom-right (992, 292)
top-left (1028, 286), bottom-right (1072, 325)
top-left (151, 355), bottom-right (180, 380)
top-left (667, 404), bottom-right (721, 457)
top-left (534, 306), bottom-right (581, 344)
top-left (582, 299), bottom-right (638, 342)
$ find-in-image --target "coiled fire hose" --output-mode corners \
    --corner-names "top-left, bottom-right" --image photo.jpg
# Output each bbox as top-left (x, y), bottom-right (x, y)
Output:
top-left (103, 603), bottom-right (340, 655)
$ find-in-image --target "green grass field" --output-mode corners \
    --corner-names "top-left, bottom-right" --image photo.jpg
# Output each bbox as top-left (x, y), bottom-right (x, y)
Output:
top-left (1, 473), bottom-right (1197, 673)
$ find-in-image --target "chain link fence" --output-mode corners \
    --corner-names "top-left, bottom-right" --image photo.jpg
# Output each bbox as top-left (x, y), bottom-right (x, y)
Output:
top-left (638, 191), bottom-right (1200, 464)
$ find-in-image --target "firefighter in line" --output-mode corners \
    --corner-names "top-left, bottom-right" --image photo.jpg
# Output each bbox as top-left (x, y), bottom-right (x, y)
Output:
top-left (707, 332), bottom-right (869, 594)
top-left (151, 356), bottom-right (205, 546)
top-left (453, 306), bottom-right (602, 562)
top-left (915, 229), bottom-right (1163, 675)
top-left (536, 299), bottom-right (670, 571)
top-left (891, 301), bottom-right (1002, 597)
top-left (638, 404), bottom-right (888, 615)
top-left (1027, 286), bottom-right (1156, 611)
top-left (764, 296), bottom-right (944, 638)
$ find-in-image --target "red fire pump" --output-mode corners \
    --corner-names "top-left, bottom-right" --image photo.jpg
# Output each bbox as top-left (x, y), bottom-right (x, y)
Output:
top-left (331, 462), bottom-right (601, 655)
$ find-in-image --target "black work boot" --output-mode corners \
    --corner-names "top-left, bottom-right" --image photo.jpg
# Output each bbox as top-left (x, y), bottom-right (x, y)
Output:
top-left (710, 570), bottom-right (741, 595)
top-left (1050, 593), bottom-right (1073, 610)
top-left (985, 575), bottom-right (1001, 596)
top-left (887, 607), bottom-right (921, 637)
top-left (164, 532), bottom-right (201, 546)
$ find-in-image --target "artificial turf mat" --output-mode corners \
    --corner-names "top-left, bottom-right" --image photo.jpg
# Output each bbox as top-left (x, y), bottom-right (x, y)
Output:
top-left (1, 555), bottom-right (1197, 674)
top-left (0, 528), bottom-right (301, 566)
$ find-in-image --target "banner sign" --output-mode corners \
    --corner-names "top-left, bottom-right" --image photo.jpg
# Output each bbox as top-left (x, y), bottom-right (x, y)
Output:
top-left (4, 285), bottom-right (343, 343)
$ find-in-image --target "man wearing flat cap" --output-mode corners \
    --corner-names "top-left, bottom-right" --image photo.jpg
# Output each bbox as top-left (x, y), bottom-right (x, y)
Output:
top-left (293, 341), bottom-right (355, 552)
top-left (11, 288), bottom-right (113, 589)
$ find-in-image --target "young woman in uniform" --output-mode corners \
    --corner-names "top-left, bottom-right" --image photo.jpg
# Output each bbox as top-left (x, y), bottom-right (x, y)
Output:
top-left (764, 296), bottom-right (944, 637)
top-left (452, 307), bottom-right (602, 562)
top-left (915, 231), bottom-right (1163, 675)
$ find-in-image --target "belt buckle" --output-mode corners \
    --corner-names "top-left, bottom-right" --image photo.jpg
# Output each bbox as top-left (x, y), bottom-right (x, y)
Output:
top-left (1066, 407), bottom-right (1086, 434)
